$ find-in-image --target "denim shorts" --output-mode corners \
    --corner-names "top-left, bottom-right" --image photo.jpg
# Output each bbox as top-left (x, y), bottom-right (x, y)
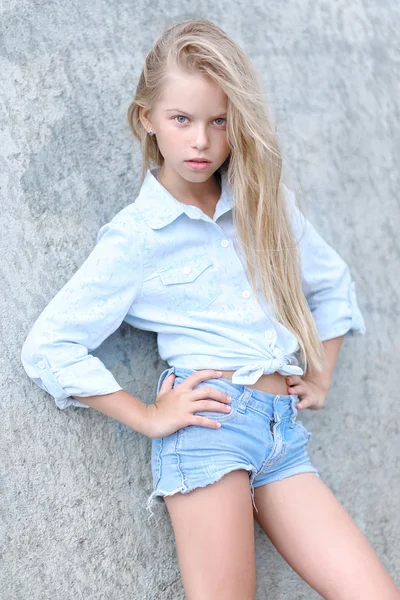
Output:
top-left (146, 366), bottom-right (320, 519)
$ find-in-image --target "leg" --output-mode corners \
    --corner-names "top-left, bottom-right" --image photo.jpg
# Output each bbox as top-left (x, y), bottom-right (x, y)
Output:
top-left (164, 469), bottom-right (256, 600)
top-left (253, 473), bottom-right (400, 600)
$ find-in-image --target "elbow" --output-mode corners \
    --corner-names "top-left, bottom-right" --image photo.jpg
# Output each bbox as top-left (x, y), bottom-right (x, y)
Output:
top-left (20, 336), bottom-right (74, 409)
top-left (310, 279), bottom-right (367, 341)
top-left (20, 334), bottom-right (40, 379)
top-left (344, 280), bottom-right (367, 337)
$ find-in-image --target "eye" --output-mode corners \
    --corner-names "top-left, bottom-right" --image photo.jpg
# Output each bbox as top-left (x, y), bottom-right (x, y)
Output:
top-left (214, 118), bottom-right (227, 126)
top-left (174, 115), bottom-right (189, 124)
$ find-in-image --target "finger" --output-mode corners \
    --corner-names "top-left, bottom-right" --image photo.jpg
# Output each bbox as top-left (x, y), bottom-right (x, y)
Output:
top-left (179, 369), bottom-right (223, 389)
top-left (190, 386), bottom-right (233, 404)
top-left (191, 400), bottom-right (233, 415)
top-left (287, 382), bottom-right (305, 395)
top-left (296, 397), bottom-right (311, 410)
top-left (159, 373), bottom-right (175, 392)
top-left (189, 415), bottom-right (222, 429)
top-left (286, 375), bottom-right (302, 386)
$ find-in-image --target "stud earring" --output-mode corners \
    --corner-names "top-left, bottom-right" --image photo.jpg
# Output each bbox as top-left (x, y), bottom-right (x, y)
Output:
top-left (147, 128), bottom-right (153, 136)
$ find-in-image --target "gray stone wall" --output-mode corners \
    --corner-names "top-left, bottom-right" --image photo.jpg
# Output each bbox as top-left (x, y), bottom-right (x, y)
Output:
top-left (2, 2), bottom-right (399, 598)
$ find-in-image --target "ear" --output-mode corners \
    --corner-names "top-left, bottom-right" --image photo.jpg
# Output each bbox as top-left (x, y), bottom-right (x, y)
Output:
top-left (139, 106), bottom-right (152, 133)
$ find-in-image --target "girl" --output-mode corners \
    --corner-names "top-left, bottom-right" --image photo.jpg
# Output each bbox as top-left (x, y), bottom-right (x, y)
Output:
top-left (21, 18), bottom-right (399, 600)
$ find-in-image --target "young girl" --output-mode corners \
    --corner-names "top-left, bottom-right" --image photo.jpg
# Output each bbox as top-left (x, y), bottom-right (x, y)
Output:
top-left (21, 18), bottom-right (399, 600)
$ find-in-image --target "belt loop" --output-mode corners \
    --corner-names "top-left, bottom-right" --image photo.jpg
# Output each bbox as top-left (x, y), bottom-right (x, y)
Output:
top-left (272, 394), bottom-right (281, 422)
top-left (237, 387), bottom-right (253, 413)
top-left (289, 393), bottom-right (298, 423)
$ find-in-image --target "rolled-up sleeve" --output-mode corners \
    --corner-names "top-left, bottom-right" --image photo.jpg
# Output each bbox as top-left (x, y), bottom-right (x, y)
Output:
top-left (20, 217), bottom-right (143, 409)
top-left (284, 185), bottom-right (366, 341)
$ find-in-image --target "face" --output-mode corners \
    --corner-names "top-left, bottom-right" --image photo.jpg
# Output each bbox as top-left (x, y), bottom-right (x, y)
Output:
top-left (140, 68), bottom-right (230, 187)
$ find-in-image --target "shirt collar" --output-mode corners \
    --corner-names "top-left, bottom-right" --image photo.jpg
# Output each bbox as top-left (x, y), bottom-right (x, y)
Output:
top-left (134, 166), bottom-right (233, 229)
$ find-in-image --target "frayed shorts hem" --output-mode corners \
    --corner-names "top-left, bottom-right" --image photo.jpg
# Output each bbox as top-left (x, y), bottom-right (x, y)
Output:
top-left (252, 465), bottom-right (320, 489)
top-left (146, 464), bottom-right (256, 522)
top-left (147, 366), bottom-right (321, 523)
top-left (145, 463), bottom-right (320, 522)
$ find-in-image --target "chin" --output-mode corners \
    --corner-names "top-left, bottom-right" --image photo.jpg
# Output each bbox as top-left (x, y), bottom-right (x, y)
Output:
top-left (187, 164), bottom-right (219, 176)
top-left (176, 169), bottom-right (212, 182)
top-left (186, 171), bottom-right (214, 181)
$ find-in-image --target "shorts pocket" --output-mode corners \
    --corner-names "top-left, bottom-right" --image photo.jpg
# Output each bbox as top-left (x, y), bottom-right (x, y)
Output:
top-left (156, 367), bottom-right (175, 395)
top-left (191, 402), bottom-right (238, 423)
top-left (156, 253), bottom-right (221, 313)
top-left (173, 374), bottom-right (239, 424)
top-left (294, 421), bottom-right (311, 443)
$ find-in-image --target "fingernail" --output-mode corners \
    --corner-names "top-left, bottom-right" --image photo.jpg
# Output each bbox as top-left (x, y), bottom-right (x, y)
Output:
top-left (227, 396), bottom-right (233, 402)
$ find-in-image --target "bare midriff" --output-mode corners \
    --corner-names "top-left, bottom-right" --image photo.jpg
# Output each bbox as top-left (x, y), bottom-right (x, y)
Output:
top-left (215, 369), bottom-right (290, 395)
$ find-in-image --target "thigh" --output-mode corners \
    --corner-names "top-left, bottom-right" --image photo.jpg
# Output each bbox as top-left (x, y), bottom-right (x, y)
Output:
top-left (164, 469), bottom-right (256, 600)
top-left (253, 473), bottom-right (400, 600)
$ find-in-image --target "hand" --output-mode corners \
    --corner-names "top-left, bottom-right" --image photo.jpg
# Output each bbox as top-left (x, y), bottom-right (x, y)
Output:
top-left (145, 370), bottom-right (233, 438)
top-left (285, 375), bottom-right (328, 411)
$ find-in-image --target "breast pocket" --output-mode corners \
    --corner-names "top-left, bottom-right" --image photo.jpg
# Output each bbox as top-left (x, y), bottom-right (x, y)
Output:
top-left (156, 253), bottom-right (221, 313)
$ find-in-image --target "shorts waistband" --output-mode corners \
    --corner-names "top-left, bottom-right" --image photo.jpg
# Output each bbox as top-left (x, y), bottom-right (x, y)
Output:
top-left (156, 366), bottom-right (299, 421)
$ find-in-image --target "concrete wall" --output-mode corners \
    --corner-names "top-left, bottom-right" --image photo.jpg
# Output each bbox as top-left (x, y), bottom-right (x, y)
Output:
top-left (2, 1), bottom-right (399, 598)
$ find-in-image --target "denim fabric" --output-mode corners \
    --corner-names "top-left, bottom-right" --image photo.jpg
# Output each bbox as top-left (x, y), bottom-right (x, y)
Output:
top-left (21, 165), bottom-right (366, 409)
top-left (146, 366), bottom-right (320, 520)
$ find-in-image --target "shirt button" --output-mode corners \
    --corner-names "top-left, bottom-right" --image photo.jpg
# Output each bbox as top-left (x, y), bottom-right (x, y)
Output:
top-left (183, 266), bottom-right (191, 275)
top-left (264, 330), bottom-right (273, 339)
top-left (37, 360), bottom-right (46, 369)
top-left (221, 239), bottom-right (229, 247)
top-left (242, 290), bottom-right (250, 298)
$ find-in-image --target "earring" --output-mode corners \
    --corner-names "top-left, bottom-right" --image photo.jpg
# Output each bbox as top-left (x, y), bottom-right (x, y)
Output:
top-left (147, 128), bottom-right (153, 136)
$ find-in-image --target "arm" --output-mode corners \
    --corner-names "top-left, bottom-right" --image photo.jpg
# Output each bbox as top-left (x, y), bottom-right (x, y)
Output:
top-left (283, 185), bottom-right (366, 409)
top-left (21, 215), bottom-right (144, 411)
top-left (284, 184), bottom-right (366, 342)
top-left (287, 335), bottom-right (345, 409)
top-left (73, 389), bottom-right (151, 436)
top-left (303, 335), bottom-right (344, 392)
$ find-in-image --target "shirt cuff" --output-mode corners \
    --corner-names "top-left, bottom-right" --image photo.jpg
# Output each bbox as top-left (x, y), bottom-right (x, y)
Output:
top-left (32, 353), bottom-right (123, 410)
top-left (310, 280), bottom-right (367, 342)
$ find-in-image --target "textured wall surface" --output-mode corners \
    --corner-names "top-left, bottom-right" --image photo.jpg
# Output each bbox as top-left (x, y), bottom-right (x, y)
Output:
top-left (2, 1), bottom-right (399, 598)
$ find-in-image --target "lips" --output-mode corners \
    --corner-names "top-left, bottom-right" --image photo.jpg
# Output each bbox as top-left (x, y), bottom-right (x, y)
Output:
top-left (184, 159), bottom-right (211, 171)
top-left (186, 159), bottom-right (211, 163)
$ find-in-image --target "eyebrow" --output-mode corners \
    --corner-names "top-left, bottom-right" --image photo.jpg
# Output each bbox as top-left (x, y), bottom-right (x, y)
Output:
top-left (164, 109), bottom-right (227, 118)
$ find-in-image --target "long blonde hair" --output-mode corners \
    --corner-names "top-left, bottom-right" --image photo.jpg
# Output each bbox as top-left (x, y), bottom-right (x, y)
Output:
top-left (127, 18), bottom-right (327, 375)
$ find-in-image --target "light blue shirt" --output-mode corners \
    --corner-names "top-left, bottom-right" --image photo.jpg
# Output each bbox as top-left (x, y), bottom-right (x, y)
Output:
top-left (21, 166), bottom-right (366, 409)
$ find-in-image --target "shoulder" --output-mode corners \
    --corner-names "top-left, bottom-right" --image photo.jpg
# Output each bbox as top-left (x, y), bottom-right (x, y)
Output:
top-left (278, 182), bottom-right (313, 250)
top-left (96, 202), bottom-right (144, 244)
top-left (280, 182), bottom-right (305, 226)
top-left (280, 182), bottom-right (297, 211)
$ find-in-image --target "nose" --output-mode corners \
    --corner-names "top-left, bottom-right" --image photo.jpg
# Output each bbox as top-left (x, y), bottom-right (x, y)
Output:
top-left (191, 125), bottom-right (209, 150)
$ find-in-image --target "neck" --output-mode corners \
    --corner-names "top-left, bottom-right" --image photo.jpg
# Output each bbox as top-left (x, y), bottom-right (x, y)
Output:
top-left (156, 166), bottom-right (221, 209)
